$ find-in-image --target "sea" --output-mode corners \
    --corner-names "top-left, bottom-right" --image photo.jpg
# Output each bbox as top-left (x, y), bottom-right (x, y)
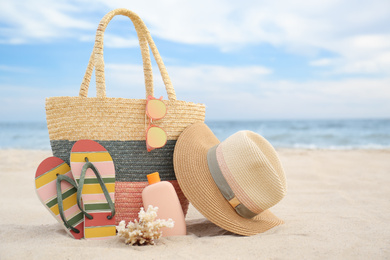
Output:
top-left (0, 119), bottom-right (389, 150)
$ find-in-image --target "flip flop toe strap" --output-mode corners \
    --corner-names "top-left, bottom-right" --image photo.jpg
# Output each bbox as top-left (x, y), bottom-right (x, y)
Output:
top-left (56, 174), bottom-right (81, 234)
top-left (76, 157), bottom-right (115, 220)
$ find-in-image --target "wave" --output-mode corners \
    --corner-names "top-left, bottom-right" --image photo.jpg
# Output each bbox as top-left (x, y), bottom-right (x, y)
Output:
top-left (1, 119), bottom-right (390, 150)
top-left (284, 143), bottom-right (390, 150)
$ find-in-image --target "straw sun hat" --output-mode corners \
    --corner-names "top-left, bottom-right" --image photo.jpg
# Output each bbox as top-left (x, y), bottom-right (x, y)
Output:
top-left (173, 122), bottom-right (287, 236)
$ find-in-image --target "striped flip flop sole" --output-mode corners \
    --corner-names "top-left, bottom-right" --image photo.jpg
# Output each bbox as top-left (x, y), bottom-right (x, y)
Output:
top-left (35, 157), bottom-right (84, 239)
top-left (70, 140), bottom-right (116, 240)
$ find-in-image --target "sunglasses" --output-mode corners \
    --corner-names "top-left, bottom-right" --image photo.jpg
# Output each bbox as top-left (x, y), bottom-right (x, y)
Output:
top-left (145, 95), bottom-right (167, 152)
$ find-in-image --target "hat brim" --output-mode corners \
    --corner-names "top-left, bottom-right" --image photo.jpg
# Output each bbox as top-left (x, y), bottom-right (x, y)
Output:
top-left (173, 122), bottom-right (284, 236)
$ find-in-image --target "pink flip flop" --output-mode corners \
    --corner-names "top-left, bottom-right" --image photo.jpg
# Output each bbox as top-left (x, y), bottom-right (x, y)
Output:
top-left (35, 157), bottom-right (84, 239)
top-left (70, 140), bottom-right (116, 240)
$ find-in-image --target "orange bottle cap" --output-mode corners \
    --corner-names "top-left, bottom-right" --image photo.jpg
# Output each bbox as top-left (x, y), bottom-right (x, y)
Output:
top-left (147, 172), bottom-right (161, 184)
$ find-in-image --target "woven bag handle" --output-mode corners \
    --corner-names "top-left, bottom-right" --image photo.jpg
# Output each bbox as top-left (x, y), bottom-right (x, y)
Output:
top-left (79, 9), bottom-right (153, 98)
top-left (79, 8), bottom-right (176, 100)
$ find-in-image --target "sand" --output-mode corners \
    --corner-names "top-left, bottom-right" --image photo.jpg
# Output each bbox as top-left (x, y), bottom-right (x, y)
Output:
top-left (0, 149), bottom-right (389, 259)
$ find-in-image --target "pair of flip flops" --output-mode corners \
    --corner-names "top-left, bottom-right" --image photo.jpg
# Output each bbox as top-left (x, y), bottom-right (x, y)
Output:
top-left (35, 140), bottom-right (116, 240)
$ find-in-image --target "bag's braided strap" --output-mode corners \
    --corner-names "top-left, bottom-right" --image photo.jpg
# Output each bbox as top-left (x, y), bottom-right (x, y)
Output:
top-left (79, 8), bottom-right (176, 101)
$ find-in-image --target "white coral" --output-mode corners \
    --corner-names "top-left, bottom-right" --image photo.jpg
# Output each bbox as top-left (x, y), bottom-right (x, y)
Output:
top-left (116, 205), bottom-right (174, 245)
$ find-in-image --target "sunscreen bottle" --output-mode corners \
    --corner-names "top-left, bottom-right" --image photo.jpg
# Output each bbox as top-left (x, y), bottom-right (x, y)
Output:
top-left (142, 172), bottom-right (186, 236)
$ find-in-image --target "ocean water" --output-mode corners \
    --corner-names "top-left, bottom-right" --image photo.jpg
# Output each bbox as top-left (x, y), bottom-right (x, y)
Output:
top-left (0, 119), bottom-right (389, 150)
top-left (207, 119), bottom-right (390, 149)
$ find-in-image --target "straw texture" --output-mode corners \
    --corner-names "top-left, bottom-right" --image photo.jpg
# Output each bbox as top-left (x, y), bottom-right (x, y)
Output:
top-left (216, 131), bottom-right (286, 213)
top-left (173, 123), bottom-right (285, 236)
top-left (46, 98), bottom-right (205, 141)
top-left (79, 8), bottom-right (176, 100)
top-left (46, 8), bottom-right (205, 224)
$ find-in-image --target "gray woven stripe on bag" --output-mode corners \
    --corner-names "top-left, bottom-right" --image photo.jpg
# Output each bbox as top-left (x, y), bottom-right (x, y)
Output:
top-left (51, 140), bottom-right (176, 182)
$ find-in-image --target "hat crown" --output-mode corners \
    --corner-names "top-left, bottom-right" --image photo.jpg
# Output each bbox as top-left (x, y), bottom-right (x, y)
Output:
top-left (219, 131), bottom-right (286, 214)
top-left (174, 122), bottom-right (286, 235)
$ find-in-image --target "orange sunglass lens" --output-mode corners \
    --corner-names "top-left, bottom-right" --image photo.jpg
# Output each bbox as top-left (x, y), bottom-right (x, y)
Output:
top-left (147, 127), bottom-right (167, 148)
top-left (147, 99), bottom-right (166, 119)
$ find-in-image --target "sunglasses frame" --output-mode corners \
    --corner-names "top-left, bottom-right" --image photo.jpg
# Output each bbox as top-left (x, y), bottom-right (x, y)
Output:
top-left (145, 95), bottom-right (168, 152)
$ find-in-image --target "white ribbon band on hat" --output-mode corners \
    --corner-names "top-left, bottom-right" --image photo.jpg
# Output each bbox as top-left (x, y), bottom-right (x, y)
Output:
top-left (207, 144), bottom-right (257, 219)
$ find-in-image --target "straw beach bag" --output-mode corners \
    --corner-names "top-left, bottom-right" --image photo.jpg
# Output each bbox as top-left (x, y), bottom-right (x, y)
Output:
top-left (45, 8), bottom-right (206, 224)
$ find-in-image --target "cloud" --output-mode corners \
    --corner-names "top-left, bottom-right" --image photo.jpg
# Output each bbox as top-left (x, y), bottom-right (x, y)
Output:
top-left (1, 62), bottom-right (389, 121)
top-left (102, 63), bottom-right (272, 98)
top-left (0, 84), bottom-right (65, 121)
top-left (314, 34), bottom-right (390, 75)
top-left (96, 63), bottom-right (390, 119)
top-left (80, 33), bottom-right (140, 48)
top-left (201, 77), bottom-right (390, 119)
top-left (141, 0), bottom-right (390, 76)
top-left (1, 0), bottom-right (390, 123)
top-left (0, 65), bottom-right (33, 73)
top-left (1, 0), bottom-right (390, 76)
top-left (310, 58), bottom-right (333, 67)
top-left (0, 0), bottom-right (95, 44)
top-left (0, 3), bottom-right (388, 47)
top-left (103, 34), bottom-right (139, 48)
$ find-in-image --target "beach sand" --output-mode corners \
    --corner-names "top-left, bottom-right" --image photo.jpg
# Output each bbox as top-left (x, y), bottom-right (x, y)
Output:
top-left (0, 149), bottom-right (389, 259)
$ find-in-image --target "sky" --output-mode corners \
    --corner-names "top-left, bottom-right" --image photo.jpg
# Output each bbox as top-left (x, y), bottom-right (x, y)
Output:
top-left (0, 0), bottom-right (390, 121)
